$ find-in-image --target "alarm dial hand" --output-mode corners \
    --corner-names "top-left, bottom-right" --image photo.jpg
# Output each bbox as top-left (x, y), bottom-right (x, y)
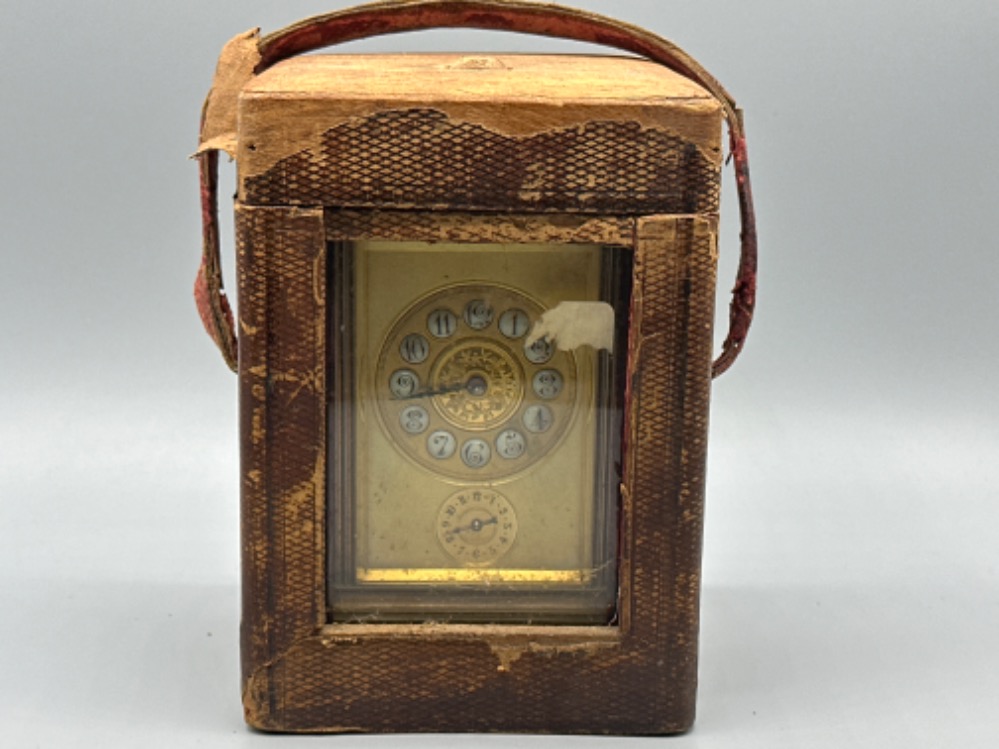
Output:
top-left (452, 516), bottom-right (499, 536)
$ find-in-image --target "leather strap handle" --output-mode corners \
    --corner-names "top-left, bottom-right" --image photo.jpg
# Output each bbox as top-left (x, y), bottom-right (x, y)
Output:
top-left (196, 0), bottom-right (757, 377)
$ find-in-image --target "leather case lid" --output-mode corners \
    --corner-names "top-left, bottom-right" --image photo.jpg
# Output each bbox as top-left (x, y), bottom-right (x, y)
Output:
top-left (235, 53), bottom-right (723, 186)
top-left (241, 53), bottom-right (717, 103)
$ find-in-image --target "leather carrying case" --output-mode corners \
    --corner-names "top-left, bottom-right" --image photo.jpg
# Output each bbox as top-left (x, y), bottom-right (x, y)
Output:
top-left (193, 0), bottom-right (758, 734)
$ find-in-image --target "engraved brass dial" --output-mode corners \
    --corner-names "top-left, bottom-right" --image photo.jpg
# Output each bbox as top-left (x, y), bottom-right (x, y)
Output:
top-left (374, 284), bottom-right (578, 481)
top-left (432, 340), bottom-right (523, 430)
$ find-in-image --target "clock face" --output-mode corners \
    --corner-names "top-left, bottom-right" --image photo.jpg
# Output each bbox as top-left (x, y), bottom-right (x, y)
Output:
top-left (329, 239), bottom-right (628, 624)
top-left (375, 284), bottom-right (577, 482)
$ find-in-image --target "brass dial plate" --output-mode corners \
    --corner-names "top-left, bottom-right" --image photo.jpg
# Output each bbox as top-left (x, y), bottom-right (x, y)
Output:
top-left (338, 238), bottom-right (623, 619)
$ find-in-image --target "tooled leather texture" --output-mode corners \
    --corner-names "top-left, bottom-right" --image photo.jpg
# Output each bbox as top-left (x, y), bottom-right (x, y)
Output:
top-left (236, 208), bottom-right (716, 733)
top-left (243, 109), bottom-right (720, 216)
top-left (323, 209), bottom-right (635, 245)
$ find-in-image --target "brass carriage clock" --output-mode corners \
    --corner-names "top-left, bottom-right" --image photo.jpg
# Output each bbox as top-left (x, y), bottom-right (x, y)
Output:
top-left (194, 0), bottom-right (757, 735)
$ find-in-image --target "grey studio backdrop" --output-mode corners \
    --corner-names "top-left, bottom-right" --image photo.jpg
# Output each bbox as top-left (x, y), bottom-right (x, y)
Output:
top-left (1, 1), bottom-right (997, 746)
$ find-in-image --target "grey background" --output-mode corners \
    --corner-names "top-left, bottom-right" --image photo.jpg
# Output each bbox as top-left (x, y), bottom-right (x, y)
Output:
top-left (2, 0), bottom-right (997, 746)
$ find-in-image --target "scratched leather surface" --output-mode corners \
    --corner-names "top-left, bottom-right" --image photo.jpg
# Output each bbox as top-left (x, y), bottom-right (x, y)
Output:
top-left (236, 202), bottom-right (717, 732)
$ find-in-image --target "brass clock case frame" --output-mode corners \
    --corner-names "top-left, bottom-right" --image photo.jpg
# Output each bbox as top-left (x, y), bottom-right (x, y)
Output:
top-left (237, 206), bottom-right (718, 733)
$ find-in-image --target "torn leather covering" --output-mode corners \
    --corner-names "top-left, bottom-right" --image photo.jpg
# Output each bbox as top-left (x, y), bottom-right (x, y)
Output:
top-left (193, 0), bottom-right (758, 377)
top-left (198, 28), bottom-right (262, 159)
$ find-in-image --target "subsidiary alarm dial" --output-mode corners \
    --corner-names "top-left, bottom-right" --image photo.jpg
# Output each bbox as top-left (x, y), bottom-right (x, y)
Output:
top-left (436, 488), bottom-right (518, 566)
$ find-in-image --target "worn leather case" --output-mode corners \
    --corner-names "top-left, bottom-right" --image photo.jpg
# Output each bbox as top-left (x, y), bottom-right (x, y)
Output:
top-left (193, 0), bottom-right (757, 735)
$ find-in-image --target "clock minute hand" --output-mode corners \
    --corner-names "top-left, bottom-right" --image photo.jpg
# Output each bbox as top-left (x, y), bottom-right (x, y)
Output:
top-left (394, 381), bottom-right (468, 401)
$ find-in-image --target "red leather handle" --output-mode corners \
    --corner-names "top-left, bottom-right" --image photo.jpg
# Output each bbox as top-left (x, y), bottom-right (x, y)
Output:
top-left (196, 0), bottom-right (757, 377)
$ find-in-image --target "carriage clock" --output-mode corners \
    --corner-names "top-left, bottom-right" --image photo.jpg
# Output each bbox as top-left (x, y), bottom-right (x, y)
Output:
top-left (193, 0), bottom-right (757, 735)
